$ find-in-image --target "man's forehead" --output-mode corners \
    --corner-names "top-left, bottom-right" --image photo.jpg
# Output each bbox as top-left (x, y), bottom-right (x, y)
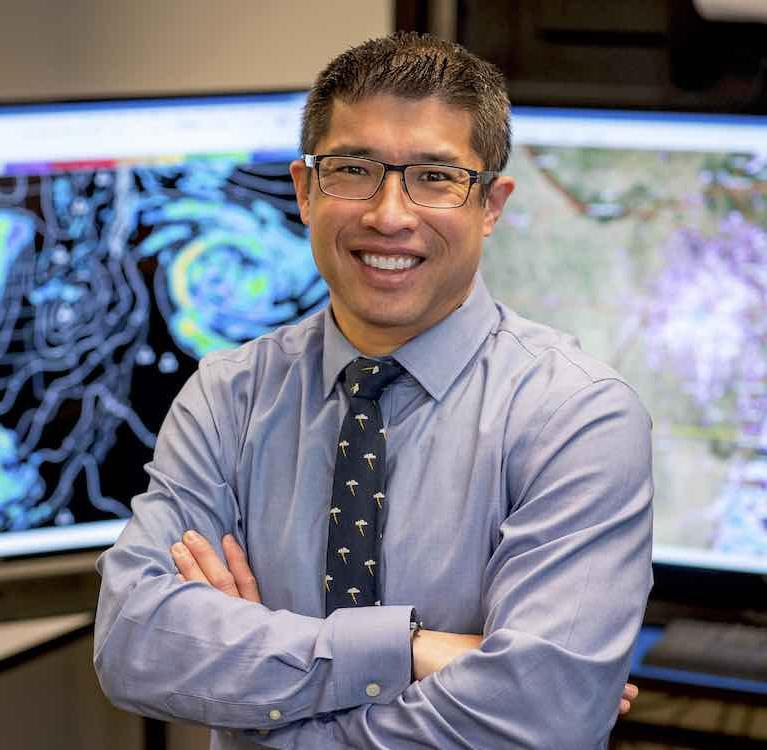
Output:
top-left (321, 143), bottom-right (463, 164)
top-left (317, 94), bottom-right (478, 164)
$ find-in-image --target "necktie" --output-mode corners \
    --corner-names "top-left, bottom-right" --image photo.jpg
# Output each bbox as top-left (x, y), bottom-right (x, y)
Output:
top-left (325, 357), bottom-right (403, 614)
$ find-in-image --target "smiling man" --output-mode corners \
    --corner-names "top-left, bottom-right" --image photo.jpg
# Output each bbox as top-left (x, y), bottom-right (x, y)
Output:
top-left (94, 33), bottom-right (652, 749)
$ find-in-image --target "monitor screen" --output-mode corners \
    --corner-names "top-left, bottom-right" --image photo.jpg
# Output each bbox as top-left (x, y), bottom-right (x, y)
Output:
top-left (484, 106), bottom-right (767, 576)
top-left (1, 97), bottom-right (765, 580)
top-left (0, 91), bottom-right (326, 557)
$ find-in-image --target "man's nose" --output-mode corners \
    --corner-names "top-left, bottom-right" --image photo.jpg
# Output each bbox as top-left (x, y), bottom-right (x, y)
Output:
top-left (361, 172), bottom-right (418, 234)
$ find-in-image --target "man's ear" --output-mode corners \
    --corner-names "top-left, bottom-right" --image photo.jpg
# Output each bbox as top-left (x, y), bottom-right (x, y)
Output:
top-left (289, 159), bottom-right (312, 226)
top-left (481, 175), bottom-right (515, 237)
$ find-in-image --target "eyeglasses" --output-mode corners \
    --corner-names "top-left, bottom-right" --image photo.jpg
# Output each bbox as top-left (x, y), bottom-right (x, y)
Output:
top-left (303, 154), bottom-right (497, 209)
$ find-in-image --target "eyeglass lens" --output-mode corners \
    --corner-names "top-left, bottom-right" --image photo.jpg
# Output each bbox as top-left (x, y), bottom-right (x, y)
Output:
top-left (317, 156), bottom-right (471, 208)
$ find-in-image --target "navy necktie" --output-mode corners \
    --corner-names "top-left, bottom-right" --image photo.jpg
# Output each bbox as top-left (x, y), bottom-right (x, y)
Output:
top-left (325, 357), bottom-right (403, 614)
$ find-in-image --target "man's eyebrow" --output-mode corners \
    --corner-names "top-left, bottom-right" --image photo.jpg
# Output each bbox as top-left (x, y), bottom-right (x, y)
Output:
top-left (320, 146), bottom-right (463, 164)
top-left (323, 145), bottom-right (373, 157)
top-left (413, 151), bottom-right (461, 164)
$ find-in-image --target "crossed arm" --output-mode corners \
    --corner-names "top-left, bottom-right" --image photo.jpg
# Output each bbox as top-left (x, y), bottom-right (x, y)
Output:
top-left (172, 530), bottom-right (639, 714)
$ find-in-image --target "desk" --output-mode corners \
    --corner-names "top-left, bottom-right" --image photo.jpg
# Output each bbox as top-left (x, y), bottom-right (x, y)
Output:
top-left (611, 626), bottom-right (767, 749)
top-left (0, 612), bottom-right (94, 671)
top-left (0, 612), bottom-right (162, 750)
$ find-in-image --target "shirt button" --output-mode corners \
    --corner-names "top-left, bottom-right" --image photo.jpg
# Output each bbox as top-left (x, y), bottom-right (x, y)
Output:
top-left (365, 683), bottom-right (381, 698)
top-left (269, 709), bottom-right (282, 721)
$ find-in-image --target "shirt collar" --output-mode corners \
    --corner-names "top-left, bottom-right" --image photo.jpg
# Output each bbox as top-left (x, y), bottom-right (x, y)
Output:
top-left (322, 274), bottom-right (498, 402)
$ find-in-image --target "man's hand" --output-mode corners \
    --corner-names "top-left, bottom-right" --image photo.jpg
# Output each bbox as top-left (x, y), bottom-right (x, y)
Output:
top-left (171, 531), bottom-right (638, 715)
top-left (171, 530), bottom-right (261, 602)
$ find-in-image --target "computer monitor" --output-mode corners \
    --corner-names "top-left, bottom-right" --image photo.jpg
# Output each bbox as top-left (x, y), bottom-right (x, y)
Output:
top-left (483, 106), bottom-right (767, 592)
top-left (0, 91), bottom-right (326, 558)
top-left (1, 96), bottom-right (766, 602)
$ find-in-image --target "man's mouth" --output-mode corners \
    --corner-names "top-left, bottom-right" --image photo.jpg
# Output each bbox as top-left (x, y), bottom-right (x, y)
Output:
top-left (359, 253), bottom-right (422, 271)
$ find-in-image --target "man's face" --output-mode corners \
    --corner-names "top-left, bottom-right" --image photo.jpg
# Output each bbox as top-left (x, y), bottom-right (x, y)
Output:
top-left (290, 94), bottom-right (514, 353)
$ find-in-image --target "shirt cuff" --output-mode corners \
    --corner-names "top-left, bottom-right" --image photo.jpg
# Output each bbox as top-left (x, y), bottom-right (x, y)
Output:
top-left (329, 604), bottom-right (413, 709)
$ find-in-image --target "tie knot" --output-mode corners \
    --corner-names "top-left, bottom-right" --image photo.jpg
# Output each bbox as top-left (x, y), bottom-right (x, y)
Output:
top-left (343, 357), bottom-right (403, 401)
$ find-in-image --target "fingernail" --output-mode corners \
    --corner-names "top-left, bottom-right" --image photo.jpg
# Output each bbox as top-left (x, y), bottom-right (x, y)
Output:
top-left (223, 533), bottom-right (234, 544)
top-left (171, 543), bottom-right (187, 556)
top-left (183, 530), bottom-right (199, 543)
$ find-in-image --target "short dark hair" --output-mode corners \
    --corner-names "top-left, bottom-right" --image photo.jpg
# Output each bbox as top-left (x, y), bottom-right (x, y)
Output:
top-left (300, 32), bottom-right (511, 173)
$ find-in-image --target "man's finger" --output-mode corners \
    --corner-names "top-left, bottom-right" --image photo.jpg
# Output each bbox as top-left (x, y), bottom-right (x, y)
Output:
top-left (223, 534), bottom-right (262, 603)
top-left (623, 683), bottom-right (639, 700)
top-left (181, 530), bottom-right (240, 597)
top-left (171, 542), bottom-right (210, 585)
top-left (618, 682), bottom-right (638, 716)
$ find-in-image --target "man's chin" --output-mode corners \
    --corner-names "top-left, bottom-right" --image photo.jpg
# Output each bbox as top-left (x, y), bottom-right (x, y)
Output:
top-left (356, 306), bottom-right (431, 333)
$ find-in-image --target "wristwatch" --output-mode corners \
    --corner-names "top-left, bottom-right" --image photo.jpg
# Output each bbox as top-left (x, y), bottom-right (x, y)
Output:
top-left (409, 609), bottom-right (423, 681)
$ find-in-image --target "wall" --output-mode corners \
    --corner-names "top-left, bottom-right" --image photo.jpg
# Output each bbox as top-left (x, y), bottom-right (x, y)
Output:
top-left (0, 0), bottom-right (392, 99)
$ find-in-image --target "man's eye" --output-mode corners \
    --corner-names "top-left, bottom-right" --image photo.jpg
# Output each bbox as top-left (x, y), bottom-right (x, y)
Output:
top-left (337, 164), bottom-right (369, 176)
top-left (420, 170), bottom-right (453, 182)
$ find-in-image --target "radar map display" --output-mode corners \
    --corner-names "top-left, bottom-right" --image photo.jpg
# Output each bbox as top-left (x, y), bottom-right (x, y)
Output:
top-left (0, 158), bottom-right (326, 534)
top-left (483, 141), bottom-right (767, 567)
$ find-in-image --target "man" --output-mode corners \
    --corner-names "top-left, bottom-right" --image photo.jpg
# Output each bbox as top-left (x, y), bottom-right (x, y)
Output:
top-left (95, 33), bottom-right (652, 749)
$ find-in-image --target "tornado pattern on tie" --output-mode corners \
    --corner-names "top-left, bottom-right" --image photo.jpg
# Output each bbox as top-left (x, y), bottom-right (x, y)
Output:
top-left (325, 357), bottom-right (403, 614)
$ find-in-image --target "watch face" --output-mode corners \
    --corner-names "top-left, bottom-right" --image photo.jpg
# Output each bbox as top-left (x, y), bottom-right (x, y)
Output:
top-left (410, 609), bottom-right (422, 632)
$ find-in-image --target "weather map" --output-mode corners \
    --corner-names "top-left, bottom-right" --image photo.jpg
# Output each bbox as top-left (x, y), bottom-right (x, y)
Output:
top-left (0, 157), bottom-right (325, 534)
top-left (483, 140), bottom-right (767, 565)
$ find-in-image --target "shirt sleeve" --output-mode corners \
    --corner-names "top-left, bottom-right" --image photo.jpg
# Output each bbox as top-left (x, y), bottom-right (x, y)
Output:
top-left (260, 377), bottom-right (654, 749)
top-left (93, 363), bottom-right (413, 731)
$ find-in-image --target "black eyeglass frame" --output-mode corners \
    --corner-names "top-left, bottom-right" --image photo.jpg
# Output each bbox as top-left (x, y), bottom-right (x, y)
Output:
top-left (303, 154), bottom-right (498, 209)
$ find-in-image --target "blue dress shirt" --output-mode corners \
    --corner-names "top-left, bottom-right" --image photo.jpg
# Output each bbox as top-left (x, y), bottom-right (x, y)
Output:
top-left (94, 274), bottom-right (653, 749)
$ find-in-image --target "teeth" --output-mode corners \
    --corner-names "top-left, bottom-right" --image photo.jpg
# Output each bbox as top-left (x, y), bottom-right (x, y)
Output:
top-left (360, 253), bottom-right (420, 271)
